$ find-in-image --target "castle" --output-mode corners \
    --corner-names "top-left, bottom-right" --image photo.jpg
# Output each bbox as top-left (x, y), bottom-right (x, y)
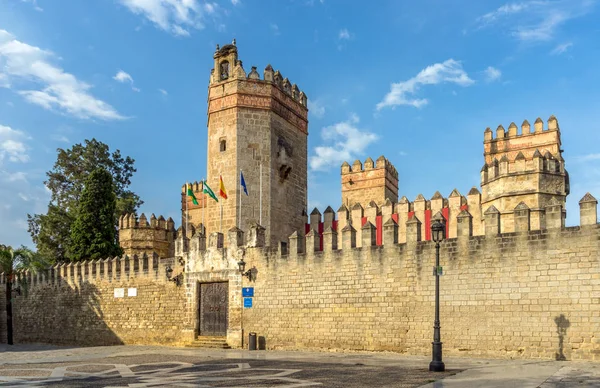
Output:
top-left (2, 42), bottom-right (599, 361)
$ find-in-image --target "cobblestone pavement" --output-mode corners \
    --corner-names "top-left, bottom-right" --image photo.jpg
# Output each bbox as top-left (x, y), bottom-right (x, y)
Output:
top-left (0, 346), bottom-right (457, 388)
top-left (0, 345), bottom-right (599, 387)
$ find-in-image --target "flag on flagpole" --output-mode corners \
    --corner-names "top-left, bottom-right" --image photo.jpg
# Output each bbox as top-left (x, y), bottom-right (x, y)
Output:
top-left (203, 180), bottom-right (218, 202)
top-left (186, 183), bottom-right (198, 205)
top-left (219, 175), bottom-right (228, 199)
top-left (240, 171), bottom-right (248, 196)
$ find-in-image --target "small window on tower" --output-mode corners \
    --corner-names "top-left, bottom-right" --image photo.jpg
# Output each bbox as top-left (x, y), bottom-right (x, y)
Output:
top-left (220, 61), bottom-right (229, 80)
top-left (220, 139), bottom-right (226, 152)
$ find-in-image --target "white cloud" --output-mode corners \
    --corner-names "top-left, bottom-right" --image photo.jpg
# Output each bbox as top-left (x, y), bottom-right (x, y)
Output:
top-left (172, 25), bottom-right (190, 36)
top-left (0, 30), bottom-right (124, 120)
top-left (476, 2), bottom-right (530, 27)
top-left (307, 99), bottom-right (325, 119)
top-left (376, 59), bottom-right (474, 110)
top-left (231, 0), bottom-right (240, 5)
top-left (158, 88), bottom-right (168, 95)
top-left (21, 0), bottom-right (43, 12)
top-left (475, 1), bottom-right (594, 42)
top-left (118, 0), bottom-right (214, 36)
top-left (1, 170), bottom-right (27, 182)
top-left (338, 28), bottom-right (350, 40)
top-left (51, 134), bottom-right (70, 143)
top-left (0, 124), bottom-right (29, 164)
top-left (309, 114), bottom-right (378, 171)
top-left (551, 42), bottom-right (573, 55)
top-left (575, 153), bottom-right (600, 162)
top-left (203, 2), bottom-right (218, 14)
top-left (113, 70), bottom-right (140, 92)
top-left (270, 23), bottom-right (280, 35)
top-left (113, 70), bottom-right (133, 84)
top-left (484, 66), bottom-right (502, 82)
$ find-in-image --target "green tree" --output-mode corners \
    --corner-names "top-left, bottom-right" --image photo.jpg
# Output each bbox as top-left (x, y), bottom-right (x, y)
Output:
top-left (0, 245), bottom-right (49, 345)
top-left (69, 168), bottom-right (122, 261)
top-left (28, 139), bottom-right (142, 262)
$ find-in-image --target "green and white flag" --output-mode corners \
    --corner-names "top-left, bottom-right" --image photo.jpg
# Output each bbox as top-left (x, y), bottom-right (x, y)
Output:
top-left (186, 183), bottom-right (198, 205)
top-left (203, 180), bottom-right (218, 202)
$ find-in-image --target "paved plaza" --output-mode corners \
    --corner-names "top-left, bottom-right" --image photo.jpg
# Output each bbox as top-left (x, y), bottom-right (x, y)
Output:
top-left (0, 344), bottom-right (599, 387)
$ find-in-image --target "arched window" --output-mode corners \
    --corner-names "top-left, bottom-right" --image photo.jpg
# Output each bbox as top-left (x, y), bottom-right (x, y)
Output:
top-left (220, 61), bottom-right (229, 80)
top-left (220, 139), bottom-right (226, 152)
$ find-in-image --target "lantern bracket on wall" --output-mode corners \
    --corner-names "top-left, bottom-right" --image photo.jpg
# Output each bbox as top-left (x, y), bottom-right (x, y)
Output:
top-left (165, 265), bottom-right (183, 286)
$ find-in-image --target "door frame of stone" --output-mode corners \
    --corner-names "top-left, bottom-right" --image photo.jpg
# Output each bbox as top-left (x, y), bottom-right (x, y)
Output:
top-left (197, 281), bottom-right (229, 337)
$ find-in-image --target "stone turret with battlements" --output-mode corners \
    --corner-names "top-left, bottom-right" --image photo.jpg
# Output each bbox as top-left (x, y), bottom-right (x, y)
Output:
top-left (481, 115), bottom-right (569, 232)
top-left (118, 213), bottom-right (176, 258)
top-left (341, 155), bottom-right (398, 209)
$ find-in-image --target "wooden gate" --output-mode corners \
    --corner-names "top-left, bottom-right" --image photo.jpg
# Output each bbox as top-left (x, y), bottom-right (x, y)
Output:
top-left (199, 282), bottom-right (229, 336)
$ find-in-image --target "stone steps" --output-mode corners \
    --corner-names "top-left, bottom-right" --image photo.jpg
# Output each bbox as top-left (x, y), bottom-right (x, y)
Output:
top-left (186, 336), bottom-right (230, 349)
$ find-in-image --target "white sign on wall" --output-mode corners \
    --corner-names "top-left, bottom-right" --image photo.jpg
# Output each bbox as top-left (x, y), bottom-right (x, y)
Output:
top-left (128, 288), bottom-right (137, 297)
top-left (114, 288), bottom-right (125, 298)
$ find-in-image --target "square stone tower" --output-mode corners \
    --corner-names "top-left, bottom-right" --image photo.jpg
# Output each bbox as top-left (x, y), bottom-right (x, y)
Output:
top-left (480, 115), bottom-right (569, 232)
top-left (183, 41), bottom-right (309, 247)
top-left (341, 156), bottom-right (398, 208)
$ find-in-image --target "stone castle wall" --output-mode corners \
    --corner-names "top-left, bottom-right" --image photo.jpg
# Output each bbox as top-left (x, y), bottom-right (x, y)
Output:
top-left (229, 196), bottom-right (599, 360)
top-left (0, 255), bottom-right (192, 346)
top-left (2, 194), bottom-right (599, 360)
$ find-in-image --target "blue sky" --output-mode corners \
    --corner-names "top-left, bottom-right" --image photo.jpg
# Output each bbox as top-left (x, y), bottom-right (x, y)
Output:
top-left (1, 0), bottom-right (599, 248)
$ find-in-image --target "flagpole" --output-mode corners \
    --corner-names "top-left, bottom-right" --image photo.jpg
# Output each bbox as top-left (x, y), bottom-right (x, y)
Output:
top-left (239, 170), bottom-right (242, 229)
top-left (202, 178), bottom-right (205, 235)
top-left (185, 182), bottom-right (189, 239)
top-left (259, 164), bottom-right (262, 226)
top-left (220, 174), bottom-right (223, 234)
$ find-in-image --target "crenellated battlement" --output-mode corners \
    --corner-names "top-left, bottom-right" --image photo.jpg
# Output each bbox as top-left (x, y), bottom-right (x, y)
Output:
top-left (171, 191), bottom-right (597, 260)
top-left (119, 213), bottom-right (175, 231)
top-left (341, 156), bottom-right (399, 209)
top-left (172, 191), bottom-right (596, 258)
top-left (180, 182), bottom-right (209, 215)
top-left (481, 115), bottom-right (568, 232)
top-left (484, 115), bottom-right (559, 141)
top-left (341, 155), bottom-right (398, 177)
top-left (0, 252), bottom-right (184, 288)
top-left (208, 40), bottom-right (308, 108)
top-left (483, 115), bottom-right (562, 164)
top-left (118, 213), bottom-right (176, 259)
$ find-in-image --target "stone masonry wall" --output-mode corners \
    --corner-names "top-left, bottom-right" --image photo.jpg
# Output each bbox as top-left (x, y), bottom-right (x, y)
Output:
top-left (0, 256), bottom-right (192, 346)
top-left (234, 204), bottom-right (600, 360)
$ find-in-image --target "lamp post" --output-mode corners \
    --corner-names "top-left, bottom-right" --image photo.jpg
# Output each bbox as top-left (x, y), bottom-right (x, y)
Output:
top-left (237, 258), bottom-right (253, 280)
top-left (429, 219), bottom-right (446, 372)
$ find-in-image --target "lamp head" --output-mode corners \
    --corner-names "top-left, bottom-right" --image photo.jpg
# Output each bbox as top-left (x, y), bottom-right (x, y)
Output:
top-left (431, 219), bottom-right (446, 243)
top-left (237, 258), bottom-right (246, 274)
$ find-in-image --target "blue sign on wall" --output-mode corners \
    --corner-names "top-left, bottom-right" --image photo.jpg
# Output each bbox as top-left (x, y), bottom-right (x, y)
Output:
top-left (242, 287), bottom-right (254, 297)
top-left (244, 297), bottom-right (253, 308)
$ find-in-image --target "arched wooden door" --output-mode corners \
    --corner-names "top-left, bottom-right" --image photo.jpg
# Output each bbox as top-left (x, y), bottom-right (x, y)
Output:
top-left (199, 282), bottom-right (229, 336)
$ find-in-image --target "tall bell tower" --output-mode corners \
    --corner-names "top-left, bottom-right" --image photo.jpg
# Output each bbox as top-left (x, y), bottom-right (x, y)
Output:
top-left (185, 40), bottom-right (309, 247)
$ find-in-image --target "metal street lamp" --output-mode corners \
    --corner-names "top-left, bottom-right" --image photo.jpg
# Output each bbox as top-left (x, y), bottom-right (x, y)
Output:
top-left (429, 219), bottom-right (446, 372)
top-left (165, 265), bottom-right (183, 286)
top-left (237, 258), bottom-right (253, 280)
